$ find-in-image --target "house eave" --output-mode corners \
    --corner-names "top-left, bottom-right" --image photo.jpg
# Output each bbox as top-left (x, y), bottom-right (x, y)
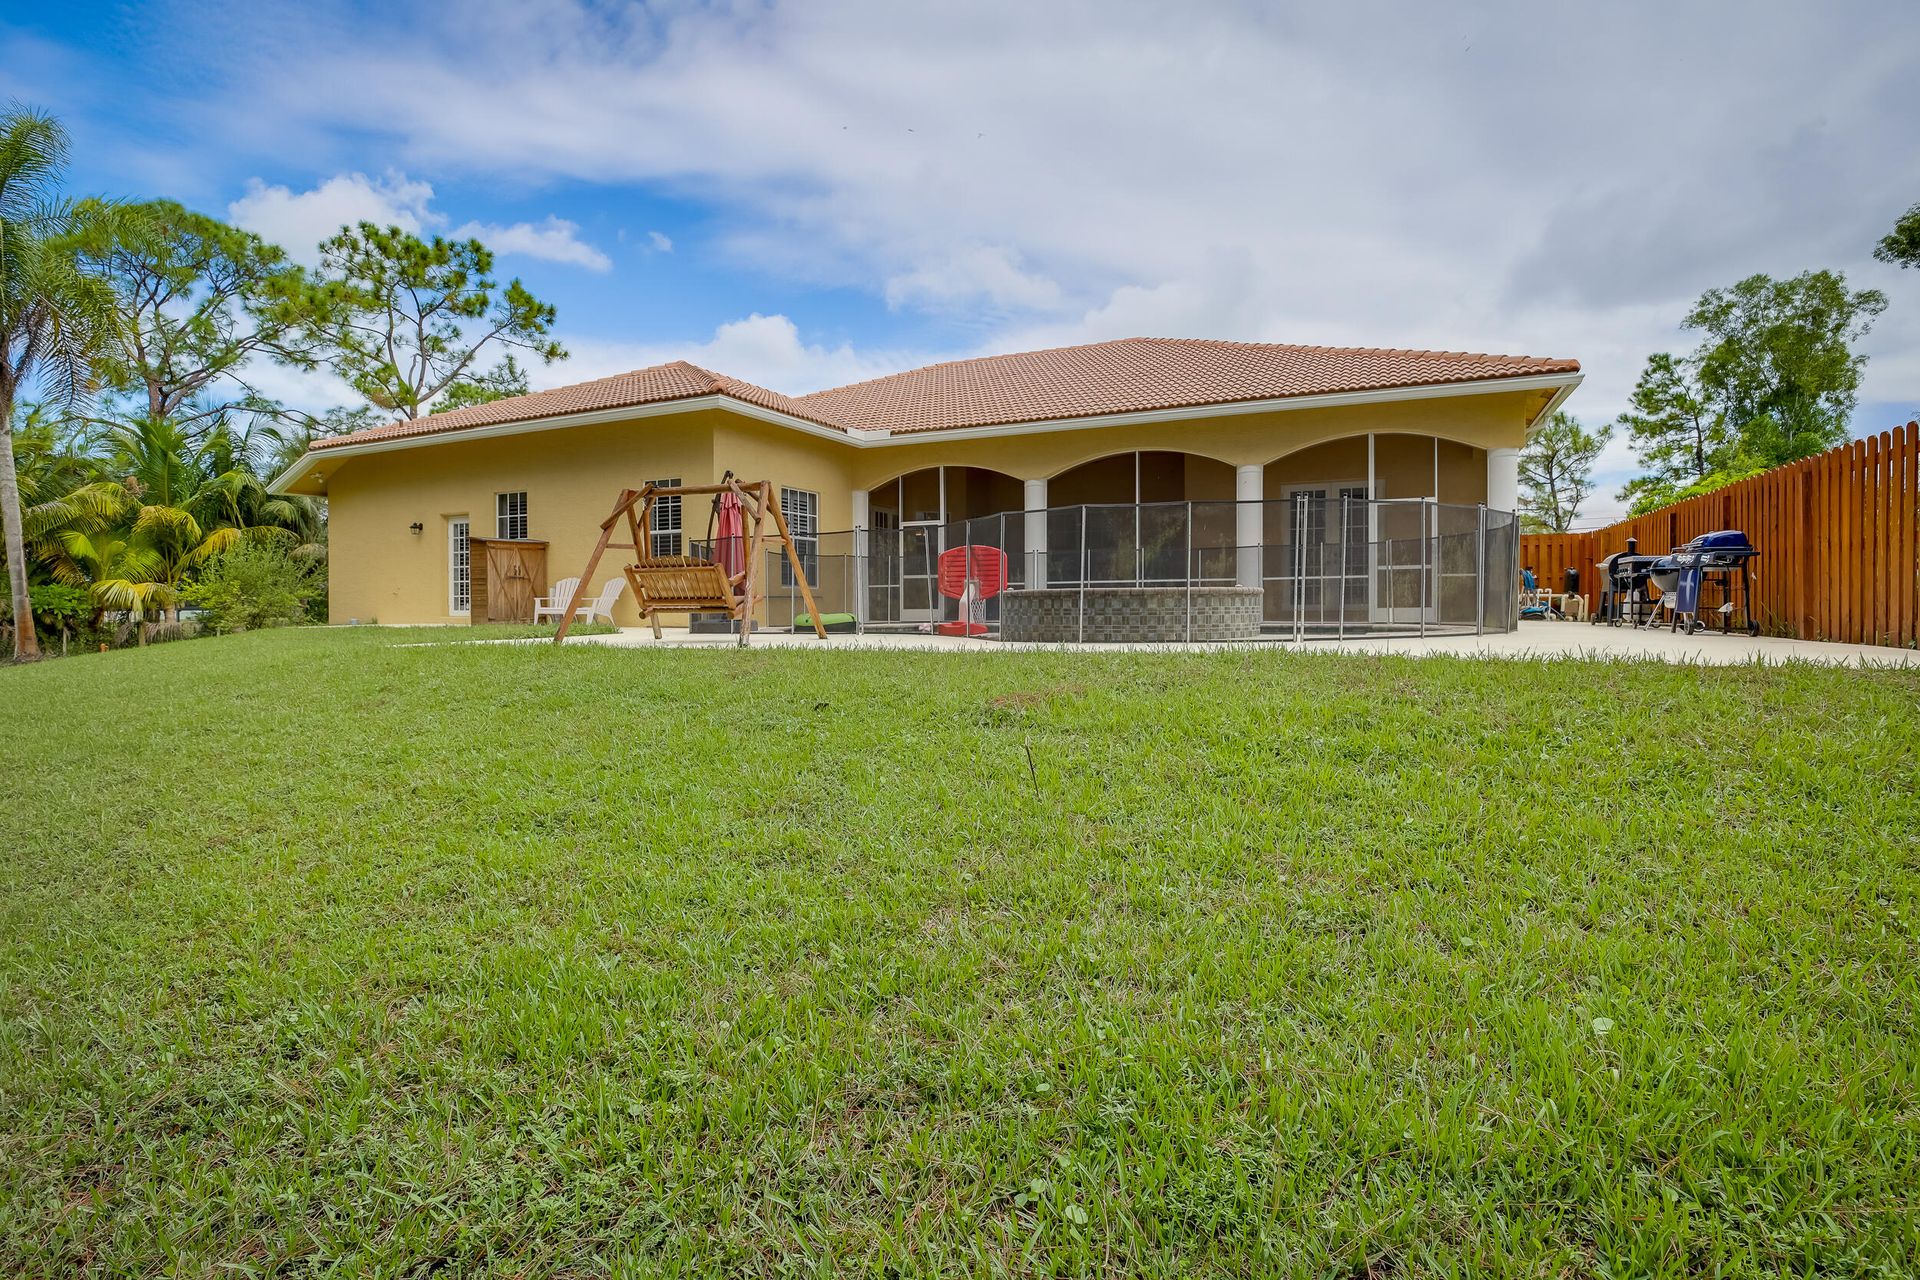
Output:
top-left (267, 371), bottom-right (1584, 494)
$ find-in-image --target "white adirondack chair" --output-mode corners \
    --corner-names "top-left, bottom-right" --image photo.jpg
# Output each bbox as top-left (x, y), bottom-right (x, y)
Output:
top-left (533, 576), bottom-right (581, 624)
top-left (574, 577), bottom-right (628, 625)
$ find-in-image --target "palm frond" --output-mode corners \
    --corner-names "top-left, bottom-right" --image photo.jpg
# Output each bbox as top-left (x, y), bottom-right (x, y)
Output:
top-left (132, 502), bottom-right (204, 547)
top-left (5, 211), bottom-right (124, 412)
top-left (0, 106), bottom-right (71, 226)
top-left (21, 479), bottom-right (132, 537)
top-left (189, 523), bottom-right (244, 564)
top-left (91, 574), bottom-right (173, 614)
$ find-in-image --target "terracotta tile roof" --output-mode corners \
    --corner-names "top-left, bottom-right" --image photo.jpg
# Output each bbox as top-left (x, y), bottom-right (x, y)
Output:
top-left (795, 338), bottom-right (1580, 434)
top-left (307, 361), bottom-right (836, 450)
top-left (307, 338), bottom-right (1578, 452)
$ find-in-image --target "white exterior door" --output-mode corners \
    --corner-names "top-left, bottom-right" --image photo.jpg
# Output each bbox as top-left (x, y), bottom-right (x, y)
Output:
top-left (448, 518), bottom-right (471, 616)
top-left (1280, 483), bottom-right (1370, 623)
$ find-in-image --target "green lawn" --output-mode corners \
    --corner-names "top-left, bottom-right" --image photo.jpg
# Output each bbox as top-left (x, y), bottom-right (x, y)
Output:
top-left (2, 630), bottom-right (1916, 1277)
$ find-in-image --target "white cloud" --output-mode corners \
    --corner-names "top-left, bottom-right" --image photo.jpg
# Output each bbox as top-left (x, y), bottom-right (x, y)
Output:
top-left (213, 1), bottom-right (1917, 435)
top-left (227, 171), bottom-right (436, 264)
top-left (237, 356), bottom-right (364, 419)
top-left (647, 230), bottom-right (673, 253)
top-left (450, 215), bottom-right (610, 271)
top-left (230, 172), bottom-right (609, 272)
top-left (558, 313), bottom-right (920, 396)
top-left (884, 245), bottom-right (1061, 313)
top-left (244, 312), bottom-right (921, 419)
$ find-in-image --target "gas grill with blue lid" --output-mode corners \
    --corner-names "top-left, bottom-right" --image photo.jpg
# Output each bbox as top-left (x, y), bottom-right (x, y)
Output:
top-left (1663, 530), bottom-right (1759, 634)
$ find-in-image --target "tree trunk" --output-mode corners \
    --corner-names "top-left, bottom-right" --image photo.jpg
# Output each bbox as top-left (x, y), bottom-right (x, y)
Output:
top-left (0, 394), bottom-right (43, 662)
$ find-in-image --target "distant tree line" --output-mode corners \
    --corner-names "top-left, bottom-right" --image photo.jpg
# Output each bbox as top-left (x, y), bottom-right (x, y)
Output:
top-left (1, 104), bottom-right (569, 661)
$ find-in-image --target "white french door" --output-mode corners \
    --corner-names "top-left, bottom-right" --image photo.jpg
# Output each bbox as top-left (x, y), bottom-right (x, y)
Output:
top-left (448, 518), bottom-right (471, 616)
top-left (1280, 483), bottom-right (1370, 622)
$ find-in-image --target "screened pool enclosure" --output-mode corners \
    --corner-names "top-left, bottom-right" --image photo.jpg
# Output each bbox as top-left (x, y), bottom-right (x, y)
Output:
top-left (702, 495), bottom-right (1520, 641)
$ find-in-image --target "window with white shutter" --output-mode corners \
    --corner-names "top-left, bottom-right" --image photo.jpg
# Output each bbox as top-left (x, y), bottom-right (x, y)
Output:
top-left (496, 491), bottom-right (528, 540)
top-left (648, 479), bottom-right (682, 556)
top-left (780, 487), bottom-right (818, 586)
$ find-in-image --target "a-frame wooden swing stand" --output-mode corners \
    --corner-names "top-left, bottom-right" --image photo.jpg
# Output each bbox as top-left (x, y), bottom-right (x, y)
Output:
top-left (552, 480), bottom-right (828, 646)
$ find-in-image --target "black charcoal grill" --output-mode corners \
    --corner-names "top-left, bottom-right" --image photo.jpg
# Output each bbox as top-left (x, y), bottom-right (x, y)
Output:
top-left (1592, 538), bottom-right (1662, 627)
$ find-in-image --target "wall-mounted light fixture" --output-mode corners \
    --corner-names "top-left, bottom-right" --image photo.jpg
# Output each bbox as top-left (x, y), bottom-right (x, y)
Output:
top-left (409, 522), bottom-right (424, 534)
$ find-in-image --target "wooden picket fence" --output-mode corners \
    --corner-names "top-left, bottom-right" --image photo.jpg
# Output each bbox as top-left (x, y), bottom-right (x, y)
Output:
top-left (1520, 421), bottom-right (1920, 648)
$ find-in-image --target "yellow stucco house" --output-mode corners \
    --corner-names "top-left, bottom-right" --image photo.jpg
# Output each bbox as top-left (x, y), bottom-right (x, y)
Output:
top-left (270, 337), bottom-right (1580, 633)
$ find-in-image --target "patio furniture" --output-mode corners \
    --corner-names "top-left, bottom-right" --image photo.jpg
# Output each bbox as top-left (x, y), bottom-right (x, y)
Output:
top-left (553, 480), bottom-right (828, 646)
top-left (623, 556), bottom-right (739, 639)
top-left (1520, 568), bottom-right (1578, 620)
top-left (532, 576), bottom-right (580, 624)
top-left (1519, 568), bottom-right (1552, 620)
top-left (935, 544), bottom-right (1007, 637)
top-left (573, 577), bottom-right (628, 625)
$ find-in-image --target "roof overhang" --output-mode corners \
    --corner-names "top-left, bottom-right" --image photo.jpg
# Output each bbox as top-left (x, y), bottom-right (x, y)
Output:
top-left (269, 371), bottom-right (1583, 495)
top-left (269, 394), bottom-right (864, 495)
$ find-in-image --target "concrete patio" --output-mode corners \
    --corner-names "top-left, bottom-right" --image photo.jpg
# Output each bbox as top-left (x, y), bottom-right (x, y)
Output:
top-left (546, 621), bottom-right (1920, 668)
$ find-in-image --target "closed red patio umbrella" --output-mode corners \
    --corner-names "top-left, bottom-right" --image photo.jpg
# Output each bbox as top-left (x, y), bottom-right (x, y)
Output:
top-left (713, 487), bottom-right (746, 578)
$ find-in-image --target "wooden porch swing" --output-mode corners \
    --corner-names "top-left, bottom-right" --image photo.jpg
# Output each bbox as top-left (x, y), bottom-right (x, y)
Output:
top-left (551, 479), bottom-right (828, 646)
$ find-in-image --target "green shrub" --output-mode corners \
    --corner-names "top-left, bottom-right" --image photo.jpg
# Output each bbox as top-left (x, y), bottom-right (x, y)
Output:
top-left (28, 583), bottom-right (91, 634)
top-left (296, 549), bottom-right (329, 622)
top-left (182, 543), bottom-right (322, 635)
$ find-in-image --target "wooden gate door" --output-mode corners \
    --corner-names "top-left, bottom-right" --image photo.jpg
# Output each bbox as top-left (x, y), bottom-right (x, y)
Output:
top-left (468, 539), bottom-right (548, 623)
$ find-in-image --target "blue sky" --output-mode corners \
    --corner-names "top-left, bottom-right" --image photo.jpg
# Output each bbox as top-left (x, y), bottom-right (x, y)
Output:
top-left (5, 0), bottom-right (1918, 524)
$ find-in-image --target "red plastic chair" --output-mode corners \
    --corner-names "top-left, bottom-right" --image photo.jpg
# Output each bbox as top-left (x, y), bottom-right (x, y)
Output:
top-left (935, 545), bottom-right (1008, 636)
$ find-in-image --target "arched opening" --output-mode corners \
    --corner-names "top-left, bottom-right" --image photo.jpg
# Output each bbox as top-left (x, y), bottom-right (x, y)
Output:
top-left (1259, 433), bottom-right (1493, 629)
top-left (842, 438), bottom-right (1508, 636)
top-left (1045, 451), bottom-right (1238, 587)
top-left (863, 466), bottom-right (1023, 625)
top-left (865, 465), bottom-right (1025, 528)
top-left (1048, 449), bottom-right (1235, 504)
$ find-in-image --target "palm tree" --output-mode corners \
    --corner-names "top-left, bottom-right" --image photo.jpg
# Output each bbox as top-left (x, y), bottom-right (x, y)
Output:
top-left (99, 415), bottom-right (258, 621)
top-left (42, 524), bottom-right (170, 636)
top-left (196, 413), bottom-right (326, 554)
top-left (0, 104), bottom-right (121, 661)
top-left (16, 409), bottom-right (323, 628)
top-left (10, 401), bottom-right (97, 501)
top-left (89, 413), bottom-right (328, 620)
top-left (9, 402), bottom-right (121, 551)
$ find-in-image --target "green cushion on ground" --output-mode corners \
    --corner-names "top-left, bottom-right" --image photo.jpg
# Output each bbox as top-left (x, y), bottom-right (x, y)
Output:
top-left (795, 612), bottom-right (856, 627)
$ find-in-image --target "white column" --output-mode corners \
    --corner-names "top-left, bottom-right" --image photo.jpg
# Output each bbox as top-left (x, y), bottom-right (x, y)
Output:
top-left (1024, 477), bottom-right (1049, 588)
top-left (1234, 464), bottom-right (1264, 591)
top-left (850, 489), bottom-right (870, 619)
top-left (1487, 447), bottom-right (1521, 516)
